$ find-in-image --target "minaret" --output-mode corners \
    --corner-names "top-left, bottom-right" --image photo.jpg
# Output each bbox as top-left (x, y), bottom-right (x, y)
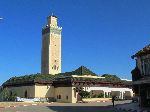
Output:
top-left (41, 15), bottom-right (62, 75)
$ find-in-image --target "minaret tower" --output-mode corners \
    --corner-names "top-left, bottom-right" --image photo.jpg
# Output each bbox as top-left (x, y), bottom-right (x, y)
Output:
top-left (41, 15), bottom-right (62, 75)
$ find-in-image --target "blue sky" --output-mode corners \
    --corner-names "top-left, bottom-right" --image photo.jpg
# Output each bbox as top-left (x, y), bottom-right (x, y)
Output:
top-left (0, 0), bottom-right (150, 85)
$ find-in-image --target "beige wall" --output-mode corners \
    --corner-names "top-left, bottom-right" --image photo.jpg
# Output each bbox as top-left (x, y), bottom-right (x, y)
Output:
top-left (8, 85), bottom-right (78, 103)
top-left (72, 87), bottom-right (78, 103)
top-left (8, 85), bottom-right (35, 98)
top-left (35, 85), bottom-right (54, 98)
top-left (7, 84), bottom-right (55, 98)
top-left (54, 87), bottom-right (77, 103)
top-left (7, 84), bottom-right (133, 102)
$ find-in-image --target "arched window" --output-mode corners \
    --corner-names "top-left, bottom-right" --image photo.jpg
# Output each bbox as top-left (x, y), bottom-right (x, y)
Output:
top-left (66, 96), bottom-right (68, 100)
top-left (24, 90), bottom-right (27, 98)
top-left (58, 95), bottom-right (61, 99)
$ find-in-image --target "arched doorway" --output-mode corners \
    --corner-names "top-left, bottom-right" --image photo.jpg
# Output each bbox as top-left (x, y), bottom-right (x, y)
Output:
top-left (24, 90), bottom-right (27, 98)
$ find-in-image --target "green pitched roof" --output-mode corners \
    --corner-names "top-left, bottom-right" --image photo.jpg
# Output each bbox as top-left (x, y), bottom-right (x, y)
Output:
top-left (59, 66), bottom-right (97, 76)
top-left (2, 74), bottom-right (60, 86)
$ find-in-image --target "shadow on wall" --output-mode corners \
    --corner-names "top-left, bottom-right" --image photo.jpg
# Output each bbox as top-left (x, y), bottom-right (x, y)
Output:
top-left (45, 86), bottom-right (56, 102)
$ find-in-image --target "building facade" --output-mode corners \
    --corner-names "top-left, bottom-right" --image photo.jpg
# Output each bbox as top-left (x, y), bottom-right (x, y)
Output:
top-left (41, 15), bottom-right (62, 75)
top-left (3, 66), bottom-right (133, 103)
top-left (132, 44), bottom-right (150, 107)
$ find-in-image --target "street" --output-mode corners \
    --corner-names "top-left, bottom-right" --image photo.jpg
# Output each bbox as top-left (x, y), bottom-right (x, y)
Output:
top-left (0, 100), bottom-right (131, 112)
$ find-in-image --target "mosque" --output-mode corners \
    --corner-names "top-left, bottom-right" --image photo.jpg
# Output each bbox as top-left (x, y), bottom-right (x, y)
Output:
top-left (2, 15), bottom-right (133, 103)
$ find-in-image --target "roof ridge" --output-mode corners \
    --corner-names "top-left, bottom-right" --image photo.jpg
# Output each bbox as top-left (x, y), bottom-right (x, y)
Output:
top-left (132, 44), bottom-right (150, 58)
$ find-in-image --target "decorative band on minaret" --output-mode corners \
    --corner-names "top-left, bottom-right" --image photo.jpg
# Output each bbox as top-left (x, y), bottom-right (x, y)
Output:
top-left (41, 15), bottom-right (62, 75)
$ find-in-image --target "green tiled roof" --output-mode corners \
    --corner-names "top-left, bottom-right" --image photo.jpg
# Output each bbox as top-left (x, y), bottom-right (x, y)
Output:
top-left (2, 66), bottom-right (132, 87)
top-left (2, 74), bottom-right (60, 86)
top-left (59, 66), bottom-right (97, 76)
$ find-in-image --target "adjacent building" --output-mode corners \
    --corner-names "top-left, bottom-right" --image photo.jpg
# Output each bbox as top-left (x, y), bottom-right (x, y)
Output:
top-left (132, 44), bottom-right (150, 107)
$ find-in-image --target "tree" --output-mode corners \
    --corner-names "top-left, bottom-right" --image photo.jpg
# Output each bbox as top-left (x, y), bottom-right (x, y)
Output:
top-left (79, 90), bottom-right (90, 98)
top-left (0, 87), bottom-right (10, 101)
top-left (97, 93), bottom-right (104, 98)
top-left (9, 91), bottom-right (17, 101)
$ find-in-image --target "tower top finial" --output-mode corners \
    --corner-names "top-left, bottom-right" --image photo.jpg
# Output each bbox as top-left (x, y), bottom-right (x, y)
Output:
top-left (50, 12), bottom-right (57, 18)
top-left (47, 14), bottom-right (58, 26)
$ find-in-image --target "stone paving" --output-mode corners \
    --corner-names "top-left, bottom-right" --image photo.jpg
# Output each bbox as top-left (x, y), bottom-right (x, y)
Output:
top-left (115, 101), bottom-right (150, 112)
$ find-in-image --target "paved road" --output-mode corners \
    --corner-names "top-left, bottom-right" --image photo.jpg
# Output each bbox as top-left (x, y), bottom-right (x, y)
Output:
top-left (1, 101), bottom-right (131, 112)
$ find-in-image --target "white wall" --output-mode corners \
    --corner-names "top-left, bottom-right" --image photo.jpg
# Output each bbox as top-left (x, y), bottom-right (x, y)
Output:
top-left (83, 86), bottom-right (133, 99)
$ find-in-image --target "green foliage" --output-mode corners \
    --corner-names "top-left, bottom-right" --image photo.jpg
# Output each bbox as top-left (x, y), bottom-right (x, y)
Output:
top-left (0, 87), bottom-right (10, 101)
top-left (79, 90), bottom-right (90, 98)
top-left (97, 93), bottom-right (104, 98)
top-left (91, 93), bottom-right (104, 98)
top-left (9, 91), bottom-right (17, 101)
top-left (0, 87), bottom-right (18, 101)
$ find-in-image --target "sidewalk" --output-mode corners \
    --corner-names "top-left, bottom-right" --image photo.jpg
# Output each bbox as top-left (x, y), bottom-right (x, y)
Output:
top-left (115, 101), bottom-right (150, 112)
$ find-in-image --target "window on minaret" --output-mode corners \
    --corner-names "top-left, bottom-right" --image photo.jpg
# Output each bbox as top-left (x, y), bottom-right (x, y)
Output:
top-left (54, 65), bottom-right (57, 70)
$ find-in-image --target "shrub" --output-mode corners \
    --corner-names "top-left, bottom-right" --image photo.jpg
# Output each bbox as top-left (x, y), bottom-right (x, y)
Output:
top-left (79, 91), bottom-right (90, 98)
top-left (97, 93), bottom-right (104, 98)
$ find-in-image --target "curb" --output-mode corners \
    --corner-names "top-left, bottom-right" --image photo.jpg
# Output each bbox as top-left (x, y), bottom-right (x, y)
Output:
top-left (0, 106), bottom-right (17, 109)
top-left (96, 100), bottom-right (111, 103)
top-left (0, 103), bottom-right (51, 109)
